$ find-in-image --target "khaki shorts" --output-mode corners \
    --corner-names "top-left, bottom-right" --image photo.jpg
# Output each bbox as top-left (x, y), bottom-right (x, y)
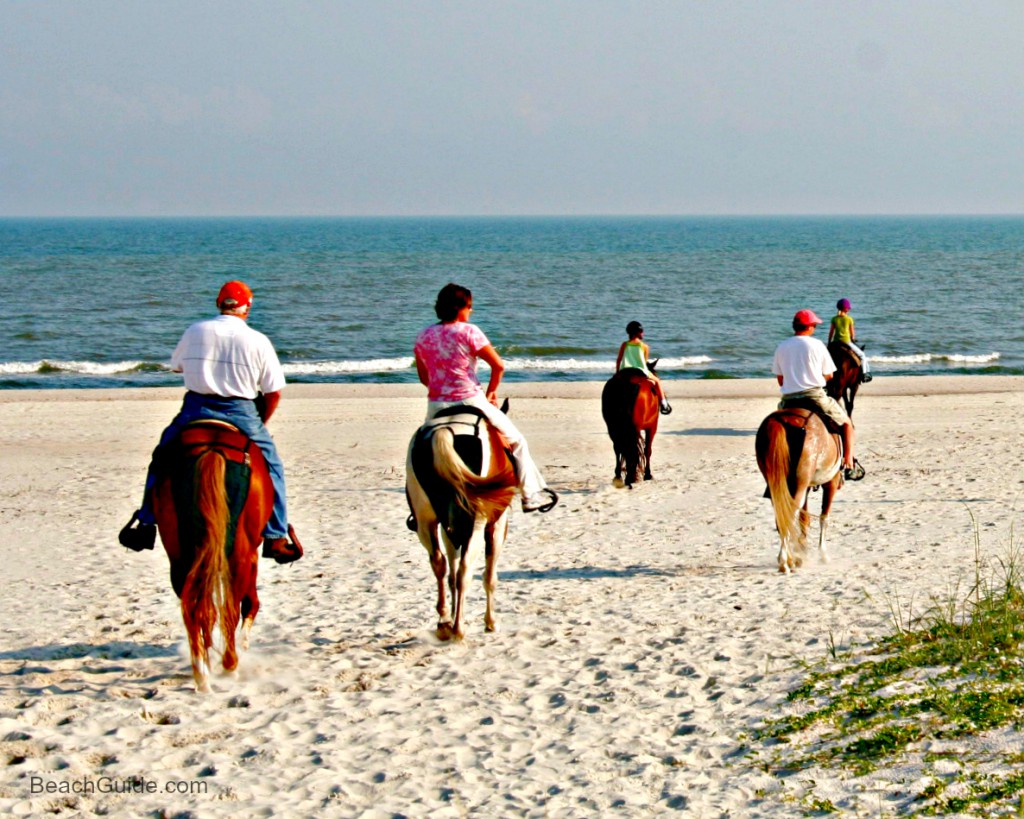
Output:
top-left (779, 387), bottom-right (851, 428)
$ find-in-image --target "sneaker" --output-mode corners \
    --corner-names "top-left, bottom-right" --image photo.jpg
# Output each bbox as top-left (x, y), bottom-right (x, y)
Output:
top-left (843, 460), bottom-right (866, 481)
top-left (119, 514), bottom-right (156, 551)
top-left (659, 400), bottom-right (673, 415)
top-left (406, 514), bottom-right (417, 532)
top-left (523, 488), bottom-right (559, 513)
top-left (262, 525), bottom-right (304, 564)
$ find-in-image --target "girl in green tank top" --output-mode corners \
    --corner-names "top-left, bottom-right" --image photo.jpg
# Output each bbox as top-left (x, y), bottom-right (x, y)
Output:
top-left (828, 298), bottom-right (872, 380)
top-left (616, 321), bottom-right (672, 414)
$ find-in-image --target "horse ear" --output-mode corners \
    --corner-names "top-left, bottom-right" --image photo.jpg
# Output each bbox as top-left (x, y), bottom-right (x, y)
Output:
top-left (500, 397), bottom-right (510, 415)
top-left (649, 358), bottom-right (659, 372)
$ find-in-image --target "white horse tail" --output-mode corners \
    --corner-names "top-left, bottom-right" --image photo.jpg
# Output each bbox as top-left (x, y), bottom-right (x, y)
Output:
top-left (765, 418), bottom-right (800, 549)
top-left (431, 428), bottom-right (518, 521)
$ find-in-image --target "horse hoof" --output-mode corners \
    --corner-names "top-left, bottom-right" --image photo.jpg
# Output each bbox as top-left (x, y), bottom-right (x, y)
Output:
top-left (436, 623), bottom-right (455, 641)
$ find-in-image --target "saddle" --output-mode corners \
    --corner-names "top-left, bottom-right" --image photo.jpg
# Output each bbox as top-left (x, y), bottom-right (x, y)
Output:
top-left (411, 405), bottom-right (512, 479)
top-left (166, 421), bottom-right (261, 558)
top-left (777, 398), bottom-right (843, 435)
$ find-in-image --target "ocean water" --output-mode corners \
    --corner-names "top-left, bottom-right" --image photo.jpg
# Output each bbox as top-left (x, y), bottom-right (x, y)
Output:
top-left (0, 216), bottom-right (1018, 389)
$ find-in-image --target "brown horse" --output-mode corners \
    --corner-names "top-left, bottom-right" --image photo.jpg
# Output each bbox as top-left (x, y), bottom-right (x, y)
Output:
top-left (601, 366), bottom-right (660, 487)
top-left (756, 407), bottom-right (843, 573)
top-left (152, 421), bottom-right (273, 692)
top-left (827, 342), bottom-right (863, 416)
top-left (406, 405), bottom-right (518, 641)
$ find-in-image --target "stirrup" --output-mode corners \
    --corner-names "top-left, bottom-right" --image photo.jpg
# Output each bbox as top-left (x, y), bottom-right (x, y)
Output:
top-left (861, 373), bottom-right (873, 383)
top-left (659, 402), bottom-right (673, 415)
top-left (844, 460), bottom-right (866, 481)
top-left (523, 488), bottom-right (559, 514)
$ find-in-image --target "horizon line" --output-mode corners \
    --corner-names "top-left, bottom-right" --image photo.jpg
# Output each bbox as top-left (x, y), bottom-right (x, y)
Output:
top-left (2, 212), bottom-right (1023, 220)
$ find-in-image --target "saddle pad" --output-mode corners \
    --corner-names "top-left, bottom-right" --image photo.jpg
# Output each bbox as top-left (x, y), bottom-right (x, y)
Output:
top-left (169, 426), bottom-right (254, 559)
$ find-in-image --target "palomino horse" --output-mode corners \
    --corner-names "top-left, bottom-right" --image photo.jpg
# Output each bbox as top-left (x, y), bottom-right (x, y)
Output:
top-left (827, 342), bottom-right (864, 417)
top-left (756, 407), bottom-right (843, 573)
top-left (152, 421), bottom-right (273, 692)
top-left (601, 366), bottom-right (660, 487)
top-left (406, 404), bottom-right (518, 641)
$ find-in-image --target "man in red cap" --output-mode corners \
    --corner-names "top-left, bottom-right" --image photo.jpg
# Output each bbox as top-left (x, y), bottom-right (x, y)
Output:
top-left (119, 281), bottom-right (303, 563)
top-left (772, 309), bottom-right (860, 478)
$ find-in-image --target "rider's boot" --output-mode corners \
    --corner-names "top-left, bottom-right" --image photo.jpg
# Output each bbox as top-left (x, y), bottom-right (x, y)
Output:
top-left (262, 524), bottom-right (304, 564)
top-left (119, 512), bottom-right (156, 551)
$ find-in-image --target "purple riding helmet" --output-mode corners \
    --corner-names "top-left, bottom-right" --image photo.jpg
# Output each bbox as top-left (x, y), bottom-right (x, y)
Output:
top-left (837, 298), bottom-right (851, 311)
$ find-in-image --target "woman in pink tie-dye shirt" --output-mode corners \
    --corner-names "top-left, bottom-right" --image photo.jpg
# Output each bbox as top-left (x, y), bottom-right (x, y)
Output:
top-left (414, 283), bottom-right (558, 514)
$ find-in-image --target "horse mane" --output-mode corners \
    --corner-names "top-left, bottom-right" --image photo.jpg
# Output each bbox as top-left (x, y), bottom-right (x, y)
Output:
top-left (430, 427), bottom-right (517, 520)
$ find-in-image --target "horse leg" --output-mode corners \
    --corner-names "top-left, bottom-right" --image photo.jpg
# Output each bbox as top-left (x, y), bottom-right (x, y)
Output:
top-left (818, 475), bottom-right (840, 563)
top-left (239, 557), bottom-right (260, 652)
top-left (420, 522), bottom-right (453, 638)
top-left (791, 486), bottom-right (810, 570)
top-left (643, 429), bottom-right (654, 480)
top-left (483, 511), bottom-right (508, 633)
top-left (451, 518), bottom-right (485, 641)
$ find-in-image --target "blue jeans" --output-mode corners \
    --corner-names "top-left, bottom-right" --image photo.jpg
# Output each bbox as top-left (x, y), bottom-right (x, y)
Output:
top-left (136, 392), bottom-right (288, 539)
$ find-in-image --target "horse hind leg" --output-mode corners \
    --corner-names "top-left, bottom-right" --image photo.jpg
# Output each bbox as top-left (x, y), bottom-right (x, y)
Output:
top-left (818, 476), bottom-right (841, 563)
top-left (643, 430), bottom-right (653, 481)
top-left (483, 512), bottom-right (508, 633)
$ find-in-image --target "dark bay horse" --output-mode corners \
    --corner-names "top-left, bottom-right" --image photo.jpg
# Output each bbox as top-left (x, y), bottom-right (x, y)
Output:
top-left (756, 407), bottom-right (843, 573)
top-left (601, 366), bottom-right (660, 487)
top-left (827, 342), bottom-right (863, 416)
top-left (152, 421), bottom-right (273, 692)
top-left (406, 405), bottom-right (518, 641)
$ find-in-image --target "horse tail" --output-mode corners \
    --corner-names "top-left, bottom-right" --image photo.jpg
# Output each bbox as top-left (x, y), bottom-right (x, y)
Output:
top-left (431, 428), bottom-right (518, 521)
top-left (764, 418), bottom-right (800, 548)
top-left (180, 451), bottom-right (239, 676)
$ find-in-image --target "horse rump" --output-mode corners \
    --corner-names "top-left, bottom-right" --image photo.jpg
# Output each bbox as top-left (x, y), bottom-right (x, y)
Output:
top-left (410, 423), bottom-right (517, 544)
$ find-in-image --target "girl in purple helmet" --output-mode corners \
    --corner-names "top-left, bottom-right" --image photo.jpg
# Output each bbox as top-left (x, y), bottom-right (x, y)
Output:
top-left (828, 298), bottom-right (872, 382)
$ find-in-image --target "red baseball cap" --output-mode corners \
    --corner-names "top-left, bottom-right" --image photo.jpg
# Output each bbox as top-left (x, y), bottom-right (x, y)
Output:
top-left (793, 309), bottom-right (823, 326)
top-left (217, 280), bottom-right (253, 310)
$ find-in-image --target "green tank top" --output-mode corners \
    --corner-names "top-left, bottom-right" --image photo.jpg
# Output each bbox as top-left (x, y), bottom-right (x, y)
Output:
top-left (831, 314), bottom-right (854, 344)
top-left (620, 341), bottom-right (649, 373)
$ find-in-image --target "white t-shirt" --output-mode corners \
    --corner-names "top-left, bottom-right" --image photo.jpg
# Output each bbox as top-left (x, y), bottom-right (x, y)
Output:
top-left (772, 334), bottom-right (835, 394)
top-left (171, 314), bottom-right (285, 399)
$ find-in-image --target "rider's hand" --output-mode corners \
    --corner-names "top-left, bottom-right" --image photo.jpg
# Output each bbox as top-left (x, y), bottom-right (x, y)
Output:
top-left (486, 390), bottom-right (499, 406)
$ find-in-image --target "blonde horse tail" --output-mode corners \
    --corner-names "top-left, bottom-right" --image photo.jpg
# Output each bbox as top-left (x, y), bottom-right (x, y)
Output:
top-left (766, 419), bottom-right (799, 548)
top-left (181, 451), bottom-right (239, 680)
top-left (432, 428), bottom-right (518, 522)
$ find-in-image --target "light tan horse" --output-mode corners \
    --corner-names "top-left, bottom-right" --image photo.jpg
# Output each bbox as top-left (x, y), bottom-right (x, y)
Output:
top-left (406, 406), bottom-right (518, 641)
top-left (152, 422), bottom-right (273, 691)
top-left (756, 407), bottom-right (843, 573)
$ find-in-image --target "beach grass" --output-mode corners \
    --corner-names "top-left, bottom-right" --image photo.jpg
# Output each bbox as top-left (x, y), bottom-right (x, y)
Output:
top-left (753, 515), bottom-right (1024, 815)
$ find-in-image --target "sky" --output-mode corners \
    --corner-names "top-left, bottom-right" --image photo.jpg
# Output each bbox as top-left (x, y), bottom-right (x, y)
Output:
top-left (2, 1), bottom-right (1023, 217)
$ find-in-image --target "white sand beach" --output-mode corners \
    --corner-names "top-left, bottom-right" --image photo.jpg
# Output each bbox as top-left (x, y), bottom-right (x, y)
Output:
top-left (0, 376), bottom-right (1022, 816)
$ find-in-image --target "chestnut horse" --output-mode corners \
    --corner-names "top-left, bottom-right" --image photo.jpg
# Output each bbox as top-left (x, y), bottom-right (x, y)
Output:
top-left (406, 405), bottom-right (518, 641)
top-left (152, 421), bottom-right (273, 692)
top-left (756, 407), bottom-right (843, 573)
top-left (601, 366), bottom-right (660, 487)
top-left (827, 342), bottom-right (863, 417)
